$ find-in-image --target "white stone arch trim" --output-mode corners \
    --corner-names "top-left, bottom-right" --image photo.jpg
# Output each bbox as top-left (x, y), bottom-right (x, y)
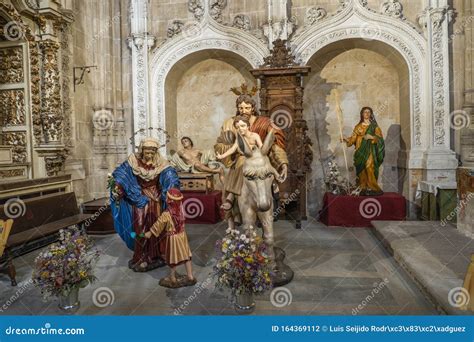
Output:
top-left (149, 17), bottom-right (269, 146)
top-left (292, 0), bottom-right (427, 162)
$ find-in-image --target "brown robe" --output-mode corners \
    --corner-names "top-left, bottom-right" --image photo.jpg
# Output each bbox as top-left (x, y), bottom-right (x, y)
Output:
top-left (150, 211), bottom-right (192, 267)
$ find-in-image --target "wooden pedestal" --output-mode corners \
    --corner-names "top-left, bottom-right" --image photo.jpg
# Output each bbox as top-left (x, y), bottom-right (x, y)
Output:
top-left (82, 198), bottom-right (115, 235)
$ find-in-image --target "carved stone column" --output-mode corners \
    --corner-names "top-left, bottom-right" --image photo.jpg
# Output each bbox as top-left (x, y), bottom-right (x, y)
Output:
top-left (418, 0), bottom-right (458, 181)
top-left (460, 0), bottom-right (474, 168)
top-left (128, 0), bottom-right (155, 145)
top-left (458, 0), bottom-right (474, 237)
top-left (263, 0), bottom-right (294, 49)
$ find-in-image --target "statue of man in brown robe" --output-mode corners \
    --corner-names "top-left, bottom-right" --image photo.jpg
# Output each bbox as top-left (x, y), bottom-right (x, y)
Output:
top-left (215, 92), bottom-right (288, 219)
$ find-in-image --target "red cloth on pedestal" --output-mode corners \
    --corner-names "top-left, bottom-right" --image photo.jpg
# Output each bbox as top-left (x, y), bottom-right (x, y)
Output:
top-left (319, 192), bottom-right (406, 227)
top-left (182, 191), bottom-right (222, 224)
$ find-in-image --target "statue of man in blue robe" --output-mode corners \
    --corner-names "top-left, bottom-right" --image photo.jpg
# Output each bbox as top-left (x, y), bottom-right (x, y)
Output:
top-left (109, 137), bottom-right (180, 272)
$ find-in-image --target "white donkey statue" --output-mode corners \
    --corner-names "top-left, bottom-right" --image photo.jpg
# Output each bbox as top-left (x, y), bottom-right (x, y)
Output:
top-left (237, 131), bottom-right (294, 286)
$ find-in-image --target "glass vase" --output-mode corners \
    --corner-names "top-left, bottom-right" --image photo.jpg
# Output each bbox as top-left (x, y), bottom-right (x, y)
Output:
top-left (234, 292), bottom-right (255, 314)
top-left (58, 286), bottom-right (80, 314)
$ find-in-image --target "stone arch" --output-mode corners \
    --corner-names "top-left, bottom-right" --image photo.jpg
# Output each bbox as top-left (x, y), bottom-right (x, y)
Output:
top-left (149, 18), bottom-right (269, 149)
top-left (292, 0), bottom-right (427, 167)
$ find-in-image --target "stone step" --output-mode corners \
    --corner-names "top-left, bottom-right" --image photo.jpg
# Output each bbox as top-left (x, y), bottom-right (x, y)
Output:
top-left (371, 220), bottom-right (473, 315)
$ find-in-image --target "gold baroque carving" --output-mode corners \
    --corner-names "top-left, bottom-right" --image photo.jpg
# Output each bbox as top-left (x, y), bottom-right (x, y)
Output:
top-left (0, 47), bottom-right (23, 84)
top-left (0, 168), bottom-right (25, 178)
top-left (0, 89), bottom-right (26, 126)
top-left (2, 132), bottom-right (27, 163)
top-left (39, 39), bottom-right (62, 143)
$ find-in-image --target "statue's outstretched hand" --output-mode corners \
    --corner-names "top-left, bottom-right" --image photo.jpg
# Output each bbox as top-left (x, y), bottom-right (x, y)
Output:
top-left (279, 164), bottom-right (288, 183)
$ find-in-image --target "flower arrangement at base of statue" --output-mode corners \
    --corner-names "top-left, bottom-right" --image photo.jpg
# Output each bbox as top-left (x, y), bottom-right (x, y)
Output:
top-left (32, 226), bottom-right (100, 313)
top-left (324, 158), bottom-right (355, 195)
top-left (214, 227), bottom-right (273, 313)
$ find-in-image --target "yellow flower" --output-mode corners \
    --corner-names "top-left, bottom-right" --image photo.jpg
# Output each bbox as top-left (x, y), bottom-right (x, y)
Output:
top-left (79, 271), bottom-right (87, 278)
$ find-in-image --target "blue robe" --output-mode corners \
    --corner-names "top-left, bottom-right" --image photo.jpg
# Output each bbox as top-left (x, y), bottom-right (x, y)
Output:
top-left (110, 161), bottom-right (180, 250)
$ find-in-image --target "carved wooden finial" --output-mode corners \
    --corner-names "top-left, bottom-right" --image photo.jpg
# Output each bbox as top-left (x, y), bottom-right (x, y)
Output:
top-left (262, 39), bottom-right (296, 68)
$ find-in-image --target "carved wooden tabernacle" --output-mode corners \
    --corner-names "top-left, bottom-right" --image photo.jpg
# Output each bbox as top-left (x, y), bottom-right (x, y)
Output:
top-left (251, 39), bottom-right (313, 228)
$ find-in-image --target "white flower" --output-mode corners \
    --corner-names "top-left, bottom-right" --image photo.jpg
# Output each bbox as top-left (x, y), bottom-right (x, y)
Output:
top-left (240, 234), bottom-right (246, 240)
top-left (225, 228), bottom-right (231, 234)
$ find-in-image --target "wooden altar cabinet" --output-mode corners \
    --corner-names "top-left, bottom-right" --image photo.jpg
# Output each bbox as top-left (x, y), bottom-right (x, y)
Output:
top-left (251, 39), bottom-right (313, 229)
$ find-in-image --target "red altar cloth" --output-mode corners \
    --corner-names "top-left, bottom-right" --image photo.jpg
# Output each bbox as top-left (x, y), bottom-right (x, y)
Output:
top-left (182, 190), bottom-right (222, 224)
top-left (319, 192), bottom-right (406, 227)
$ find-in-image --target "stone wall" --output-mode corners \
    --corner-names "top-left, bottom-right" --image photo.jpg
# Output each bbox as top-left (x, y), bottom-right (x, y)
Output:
top-left (303, 48), bottom-right (402, 216)
top-left (67, 0), bottom-right (131, 202)
top-left (0, 0), bottom-right (471, 217)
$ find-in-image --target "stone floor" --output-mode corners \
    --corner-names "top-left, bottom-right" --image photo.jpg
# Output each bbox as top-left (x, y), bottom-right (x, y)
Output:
top-left (372, 220), bottom-right (473, 315)
top-left (0, 219), bottom-right (438, 315)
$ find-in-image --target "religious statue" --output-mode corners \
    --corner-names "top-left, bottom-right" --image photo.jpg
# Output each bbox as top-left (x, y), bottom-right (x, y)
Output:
top-left (341, 107), bottom-right (385, 196)
top-left (216, 116), bottom-right (266, 213)
top-left (215, 85), bottom-right (288, 222)
top-left (215, 85), bottom-right (294, 286)
top-left (109, 137), bottom-right (180, 272)
top-left (169, 136), bottom-right (224, 183)
top-left (144, 188), bottom-right (196, 288)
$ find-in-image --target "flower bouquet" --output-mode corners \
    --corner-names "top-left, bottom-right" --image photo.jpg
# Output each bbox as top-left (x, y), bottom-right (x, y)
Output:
top-left (107, 173), bottom-right (122, 207)
top-left (214, 227), bottom-right (273, 312)
top-left (32, 226), bottom-right (100, 312)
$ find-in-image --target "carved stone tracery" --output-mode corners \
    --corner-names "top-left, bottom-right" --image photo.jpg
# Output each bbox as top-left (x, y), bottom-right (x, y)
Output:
top-left (209, 0), bottom-right (227, 23)
top-left (306, 7), bottom-right (327, 25)
top-left (232, 14), bottom-right (251, 31)
top-left (381, 0), bottom-right (404, 19)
